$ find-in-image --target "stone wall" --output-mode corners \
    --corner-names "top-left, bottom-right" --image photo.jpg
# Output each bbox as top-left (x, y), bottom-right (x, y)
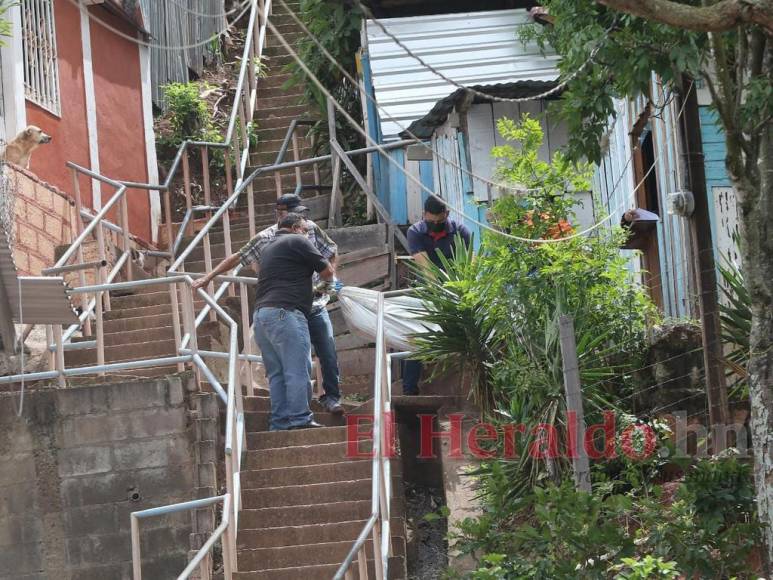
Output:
top-left (0, 373), bottom-right (219, 579)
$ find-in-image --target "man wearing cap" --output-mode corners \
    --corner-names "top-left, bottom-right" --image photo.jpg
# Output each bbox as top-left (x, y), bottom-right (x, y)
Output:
top-left (193, 194), bottom-right (344, 414)
top-left (404, 195), bottom-right (472, 395)
top-left (195, 212), bottom-right (336, 430)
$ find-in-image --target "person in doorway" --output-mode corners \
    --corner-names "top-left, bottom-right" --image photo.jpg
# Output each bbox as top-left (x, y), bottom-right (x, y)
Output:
top-left (195, 213), bottom-right (336, 430)
top-left (404, 195), bottom-right (472, 395)
top-left (195, 193), bottom-right (344, 414)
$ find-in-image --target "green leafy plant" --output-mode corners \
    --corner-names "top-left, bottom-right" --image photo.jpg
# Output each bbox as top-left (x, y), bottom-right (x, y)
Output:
top-left (718, 258), bottom-right (751, 400)
top-left (610, 555), bottom-right (680, 579)
top-left (0, 1), bottom-right (15, 43)
top-left (284, 0), bottom-right (364, 151)
top-left (412, 117), bottom-right (652, 497)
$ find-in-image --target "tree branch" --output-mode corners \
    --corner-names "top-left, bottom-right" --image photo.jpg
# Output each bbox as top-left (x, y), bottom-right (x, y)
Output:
top-left (596, 0), bottom-right (773, 34)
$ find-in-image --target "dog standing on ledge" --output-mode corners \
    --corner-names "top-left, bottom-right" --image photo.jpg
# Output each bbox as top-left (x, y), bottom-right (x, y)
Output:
top-left (2, 126), bottom-right (52, 169)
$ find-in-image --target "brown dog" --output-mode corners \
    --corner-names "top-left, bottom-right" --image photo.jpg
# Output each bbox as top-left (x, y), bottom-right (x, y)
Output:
top-left (3, 126), bottom-right (52, 168)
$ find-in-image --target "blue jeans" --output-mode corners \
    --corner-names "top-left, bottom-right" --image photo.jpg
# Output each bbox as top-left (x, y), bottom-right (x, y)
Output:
top-left (402, 359), bottom-right (422, 395)
top-left (254, 307), bottom-right (314, 430)
top-left (308, 306), bottom-right (340, 401)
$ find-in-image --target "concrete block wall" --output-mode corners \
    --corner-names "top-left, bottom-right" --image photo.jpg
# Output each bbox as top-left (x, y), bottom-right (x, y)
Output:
top-left (6, 165), bottom-right (75, 276)
top-left (0, 372), bottom-right (219, 580)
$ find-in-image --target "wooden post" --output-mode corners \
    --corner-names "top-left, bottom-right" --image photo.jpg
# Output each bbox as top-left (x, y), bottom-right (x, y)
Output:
top-left (120, 191), bottom-right (132, 282)
top-left (679, 78), bottom-right (729, 427)
top-left (328, 156), bottom-right (342, 227)
top-left (53, 324), bottom-right (66, 387)
top-left (558, 315), bottom-right (591, 493)
top-left (70, 168), bottom-right (91, 336)
top-left (95, 289), bottom-right (105, 375)
top-left (327, 97), bottom-right (343, 227)
top-left (182, 149), bottom-right (193, 236)
top-left (291, 130), bottom-right (302, 188)
top-left (223, 156), bottom-right (235, 298)
top-left (239, 282), bottom-right (254, 389)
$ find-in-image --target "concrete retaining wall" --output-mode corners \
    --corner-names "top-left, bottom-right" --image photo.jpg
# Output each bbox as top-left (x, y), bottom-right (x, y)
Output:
top-left (0, 373), bottom-right (219, 579)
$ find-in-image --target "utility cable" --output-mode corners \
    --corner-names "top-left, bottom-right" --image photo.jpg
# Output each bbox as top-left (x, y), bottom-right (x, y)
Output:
top-left (279, 0), bottom-right (612, 198)
top-left (358, 0), bottom-right (609, 104)
top-left (68, 0), bottom-right (253, 51)
top-left (165, 0), bottom-right (247, 19)
top-left (267, 18), bottom-right (694, 245)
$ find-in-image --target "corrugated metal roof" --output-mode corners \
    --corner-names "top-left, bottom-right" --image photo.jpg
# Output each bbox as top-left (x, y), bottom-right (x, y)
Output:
top-left (400, 80), bottom-right (559, 139)
top-left (0, 229), bottom-right (78, 325)
top-left (366, 8), bottom-right (559, 140)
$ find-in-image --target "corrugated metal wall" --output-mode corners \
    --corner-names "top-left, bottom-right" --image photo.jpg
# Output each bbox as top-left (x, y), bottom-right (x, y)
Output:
top-left (365, 9), bottom-right (559, 140)
top-left (138, 0), bottom-right (227, 107)
top-left (593, 79), bottom-right (697, 319)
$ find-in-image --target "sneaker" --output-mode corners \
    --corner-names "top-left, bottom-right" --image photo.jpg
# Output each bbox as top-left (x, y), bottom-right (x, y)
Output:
top-left (288, 420), bottom-right (324, 430)
top-left (321, 397), bottom-right (344, 415)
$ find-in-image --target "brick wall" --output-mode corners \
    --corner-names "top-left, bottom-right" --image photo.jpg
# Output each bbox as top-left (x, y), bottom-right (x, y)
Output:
top-left (7, 165), bottom-right (75, 276)
top-left (0, 373), bottom-right (219, 579)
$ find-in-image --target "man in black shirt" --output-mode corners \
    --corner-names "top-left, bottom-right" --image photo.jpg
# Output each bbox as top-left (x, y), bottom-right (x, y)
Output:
top-left (195, 213), bottom-right (336, 430)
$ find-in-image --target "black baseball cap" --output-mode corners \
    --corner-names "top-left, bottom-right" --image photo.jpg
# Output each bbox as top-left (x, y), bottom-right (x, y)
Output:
top-left (277, 193), bottom-right (305, 211)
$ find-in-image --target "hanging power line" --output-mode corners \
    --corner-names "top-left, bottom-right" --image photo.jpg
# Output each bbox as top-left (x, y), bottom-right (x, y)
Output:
top-left (267, 16), bottom-right (694, 245)
top-left (358, 0), bottom-right (610, 104)
top-left (68, 0), bottom-right (253, 51)
top-left (279, 0), bottom-right (587, 197)
top-left (165, 0), bottom-right (246, 19)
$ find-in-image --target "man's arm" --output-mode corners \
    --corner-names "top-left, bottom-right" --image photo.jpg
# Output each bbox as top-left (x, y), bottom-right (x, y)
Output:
top-left (191, 252), bottom-right (243, 290)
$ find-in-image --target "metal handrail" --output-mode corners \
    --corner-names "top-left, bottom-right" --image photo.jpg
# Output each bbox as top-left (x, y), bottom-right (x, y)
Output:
top-left (334, 292), bottom-right (389, 580)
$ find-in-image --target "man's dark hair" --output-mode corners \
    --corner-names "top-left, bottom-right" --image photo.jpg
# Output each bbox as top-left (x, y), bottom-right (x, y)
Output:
top-left (424, 195), bottom-right (447, 214)
top-left (278, 212), bottom-right (305, 230)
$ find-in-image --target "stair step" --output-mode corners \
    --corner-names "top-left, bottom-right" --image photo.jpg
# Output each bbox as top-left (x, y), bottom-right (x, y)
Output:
top-left (64, 338), bottom-right (181, 367)
top-left (246, 423), bottom-right (349, 448)
top-left (241, 459), bottom-right (371, 489)
top-left (239, 499), bottom-right (403, 529)
top-left (102, 302), bottom-right (204, 320)
top-left (242, 478), bottom-right (372, 509)
top-left (244, 411), bottom-right (346, 433)
top-left (246, 441), bottom-right (355, 469)
top-left (109, 290), bottom-right (172, 309)
top-left (238, 538), bottom-right (405, 572)
top-left (102, 313), bottom-right (177, 333)
top-left (238, 519), bottom-right (395, 549)
top-left (100, 326), bottom-right (176, 346)
top-left (233, 556), bottom-right (406, 580)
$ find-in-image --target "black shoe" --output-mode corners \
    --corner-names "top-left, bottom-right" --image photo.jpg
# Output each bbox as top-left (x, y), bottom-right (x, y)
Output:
top-left (289, 420), bottom-right (323, 430)
top-left (403, 387), bottom-right (419, 396)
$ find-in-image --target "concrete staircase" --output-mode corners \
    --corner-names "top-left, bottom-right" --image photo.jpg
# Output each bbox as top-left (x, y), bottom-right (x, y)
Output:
top-left (63, 3), bottom-right (406, 576)
top-left (235, 393), bottom-right (407, 579)
top-left (246, 0), bottom-right (326, 209)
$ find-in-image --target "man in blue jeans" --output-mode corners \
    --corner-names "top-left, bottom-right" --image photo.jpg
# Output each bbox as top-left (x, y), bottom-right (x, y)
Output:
top-left (194, 194), bottom-right (344, 414)
top-left (196, 213), bottom-right (336, 430)
top-left (404, 195), bottom-right (472, 395)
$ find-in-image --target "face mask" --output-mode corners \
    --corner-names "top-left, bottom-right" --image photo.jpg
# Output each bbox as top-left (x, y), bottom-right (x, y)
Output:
top-left (425, 220), bottom-right (446, 233)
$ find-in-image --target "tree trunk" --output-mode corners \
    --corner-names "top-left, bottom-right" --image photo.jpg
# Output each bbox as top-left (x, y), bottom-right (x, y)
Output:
top-left (732, 119), bottom-right (773, 572)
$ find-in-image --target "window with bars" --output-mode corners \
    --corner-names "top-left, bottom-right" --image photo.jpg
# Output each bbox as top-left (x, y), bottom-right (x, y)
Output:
top-left (21, 0), bottom-right (61, 116)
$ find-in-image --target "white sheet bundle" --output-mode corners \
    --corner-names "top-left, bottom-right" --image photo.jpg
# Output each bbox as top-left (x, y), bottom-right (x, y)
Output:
top-left (337, 287), bottom-right (439, 351)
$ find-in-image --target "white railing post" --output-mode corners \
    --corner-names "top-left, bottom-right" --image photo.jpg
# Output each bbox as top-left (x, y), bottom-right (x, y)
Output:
top-left (70, 167), bottom-right (91, 336)
top-left (131, 514), bottom-right (142, 580)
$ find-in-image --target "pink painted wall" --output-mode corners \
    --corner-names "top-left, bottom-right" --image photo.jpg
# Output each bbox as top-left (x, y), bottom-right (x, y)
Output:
top-left (25, 0), bottom-right (92, 208)
top-left (89, 5), bottom-right (151, 242)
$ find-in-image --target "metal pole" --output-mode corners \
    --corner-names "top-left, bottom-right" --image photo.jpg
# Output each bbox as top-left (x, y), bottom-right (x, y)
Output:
top-left (183, 149), bottom-right (193, 237)
top-left (131, 515), bottom-right (142, 580)
top-left (558, 315), bottom-right (591, 493)
top-left (95, 289), bottom-right (105, 375)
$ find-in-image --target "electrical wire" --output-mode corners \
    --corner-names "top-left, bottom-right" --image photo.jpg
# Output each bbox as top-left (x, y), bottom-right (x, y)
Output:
top-left (279, 0), bottom-right (622, 200)
top-left (165, 0), bottom-right (247, 19)
top-left (68, 0), bottom-right (253, 51)
top-left (358, 0), bottom-right (609, 104)
top-left (267, 16), bottom-right (695, 245)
